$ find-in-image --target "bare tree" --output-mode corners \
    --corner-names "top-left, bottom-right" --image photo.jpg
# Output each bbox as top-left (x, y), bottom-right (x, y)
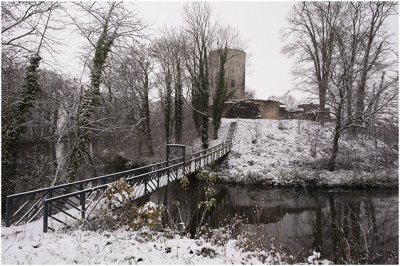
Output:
top-left (106, 43), bottom-right (156, 155)
top-left (1, 1), bottom-right (63, 58)
top-left (152, 30), bottom-right (176, 144)
top-left (283, 2), bottom-right (398, 171)
top-left (282, 2), bottom-right (341, 114)
top-left (152, 27), bottom-right (190, 145)
top-left (129, 44), bottom-right (155, 154)
top-left (66, 1), bottom-right (146, 181)
top-left (324, 2), bottom-right (398, 171)
top-left (182, 2), bottom-right (217, 149)
top-left (353, 2), bottom-right (397, 125)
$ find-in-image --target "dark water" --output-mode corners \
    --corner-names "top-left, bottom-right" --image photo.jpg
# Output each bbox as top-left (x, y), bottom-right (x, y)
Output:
top-left (139, 179), bottom-right (399, 264)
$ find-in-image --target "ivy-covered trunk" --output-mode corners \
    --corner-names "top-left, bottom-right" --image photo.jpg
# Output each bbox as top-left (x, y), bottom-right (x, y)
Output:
top-left (174, 59), bottom-right (183, 143)
top-left (67, 20), bottom-right (115, 182)
top-left (191, 77), bottom-right (201, 135)
top-left (164, 69), bottom-right (173, 144)
top-left (199, 44), bottom-right (209, 150)
top-left (2, 54), bottom-right (42, 213)
top-left (212, 48), bottom-right (228, 139)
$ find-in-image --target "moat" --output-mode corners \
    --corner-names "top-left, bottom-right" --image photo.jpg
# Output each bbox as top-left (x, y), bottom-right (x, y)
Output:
top-left (140, 179), bottom-right (399, 264)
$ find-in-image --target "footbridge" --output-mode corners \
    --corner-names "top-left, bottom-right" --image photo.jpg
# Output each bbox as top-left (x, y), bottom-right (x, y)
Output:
top-left (5, 121), bottom-right (238, 232)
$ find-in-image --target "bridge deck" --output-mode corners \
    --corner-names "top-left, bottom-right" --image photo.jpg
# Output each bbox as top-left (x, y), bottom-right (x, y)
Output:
top-left (224, 121), bottom-right (237, 144)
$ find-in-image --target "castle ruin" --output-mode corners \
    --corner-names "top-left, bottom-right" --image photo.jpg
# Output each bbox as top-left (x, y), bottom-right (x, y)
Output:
top-left (208, 48), bottom-right (330, 121)
top-left (209, 48), bottom-right (246, 102)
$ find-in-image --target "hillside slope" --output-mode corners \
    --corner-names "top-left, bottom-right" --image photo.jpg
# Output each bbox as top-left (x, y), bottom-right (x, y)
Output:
top-left (211, 118), bottom-right (398, 188)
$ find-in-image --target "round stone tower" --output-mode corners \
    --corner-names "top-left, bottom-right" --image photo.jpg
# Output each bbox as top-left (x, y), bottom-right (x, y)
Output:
top-left (209, 48), bottom-right (246, 103)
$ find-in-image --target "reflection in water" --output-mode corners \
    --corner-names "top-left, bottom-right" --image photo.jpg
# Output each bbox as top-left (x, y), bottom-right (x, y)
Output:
top-left (139, 180), bottom-right (398, 264)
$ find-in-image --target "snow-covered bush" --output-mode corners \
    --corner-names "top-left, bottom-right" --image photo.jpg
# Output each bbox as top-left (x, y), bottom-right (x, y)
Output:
top-left (129, 202), bottom-right (165, 230)
top-left (105, 177), bottom-right (135, 207)
top-left (88, 178), bottom-right (165, 231)
top-left (307, 250), bottom-right (332, 265)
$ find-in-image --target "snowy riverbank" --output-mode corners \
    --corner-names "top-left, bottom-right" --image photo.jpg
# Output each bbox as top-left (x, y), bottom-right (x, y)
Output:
top-left (211, 118), bottom-right (398, 189)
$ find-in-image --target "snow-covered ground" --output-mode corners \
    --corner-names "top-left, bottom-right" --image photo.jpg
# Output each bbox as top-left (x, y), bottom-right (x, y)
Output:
top-left (212, 118), bottom-right (398, 188)
top-left (1, 201), bottom-right (330, 265)
top-left (1, 222), bottom-right (258, 264)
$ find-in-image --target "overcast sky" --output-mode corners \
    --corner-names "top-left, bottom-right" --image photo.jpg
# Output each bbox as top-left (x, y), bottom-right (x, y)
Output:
top-left (135, 1), bottom-right (399, 101)
top-left (55, 1), bottom-right (399, 102)
top-left (136, 1), bottom-right (296, 100)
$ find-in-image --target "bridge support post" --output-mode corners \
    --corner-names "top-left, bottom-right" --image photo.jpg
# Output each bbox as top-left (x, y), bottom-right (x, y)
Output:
top-left (43, 201), bottom-right (48, 233)
top-left (166, 144), bottom-right (186, 183)
top-left (79, 183), bottom-right (85, 220)
top-left (48, 191), bottom-right (52, 217)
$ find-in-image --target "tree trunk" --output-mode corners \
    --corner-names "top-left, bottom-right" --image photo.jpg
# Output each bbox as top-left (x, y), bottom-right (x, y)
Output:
top-left (319, 81), bottom-right (327, 114)
top-left (200, 46), bottom-right (209, 149)
top-left (174, 59), bottom-right (183, 143)
top-left (328, 125), bottom-right (341, 171)
top-left (142, 76), bottom-right (154, 155)
top-left (164, 70), bottom-right (173, 144)
top-left (328, 98), bottom-right (343, 171)
top-left (355, 3), bottom-right (381, 124)
top-left (192, 79), bottom-right (201, 136)
top-left (212, 48), bottom-right (228, 140)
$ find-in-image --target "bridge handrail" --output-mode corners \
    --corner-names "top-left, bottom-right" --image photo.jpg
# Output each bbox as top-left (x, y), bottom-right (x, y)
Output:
top-left (44, 142), bottom-right (231, 203)
top-left (5, 157), bottom-right (182, 226)
top-left (43, 160), bottom-right (186, 203)
top-left (7, 161), bottom-right (180, 201)
top-left (190, 144), bottom-right (224, 161)
top-left (6, 159), bottom-right (180, 199)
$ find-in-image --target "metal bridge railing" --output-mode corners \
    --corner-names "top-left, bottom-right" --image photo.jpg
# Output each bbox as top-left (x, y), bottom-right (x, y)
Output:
top-left (41, 159), bottom-right (186, 232)
top-left (5, 140), bottom-right (233, 233)
top-left (5, 157), bottom-right (182, 228)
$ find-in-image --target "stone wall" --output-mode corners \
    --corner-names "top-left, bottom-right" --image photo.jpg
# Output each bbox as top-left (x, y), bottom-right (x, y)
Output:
top-left (223, 100), bottom-right (260, 119)
top-left (257, 100), bottom-right (280, 119)
top-left (223, 99), bottom-right (281, 119)
top-left (222, 99), bottom-right (331, 121)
